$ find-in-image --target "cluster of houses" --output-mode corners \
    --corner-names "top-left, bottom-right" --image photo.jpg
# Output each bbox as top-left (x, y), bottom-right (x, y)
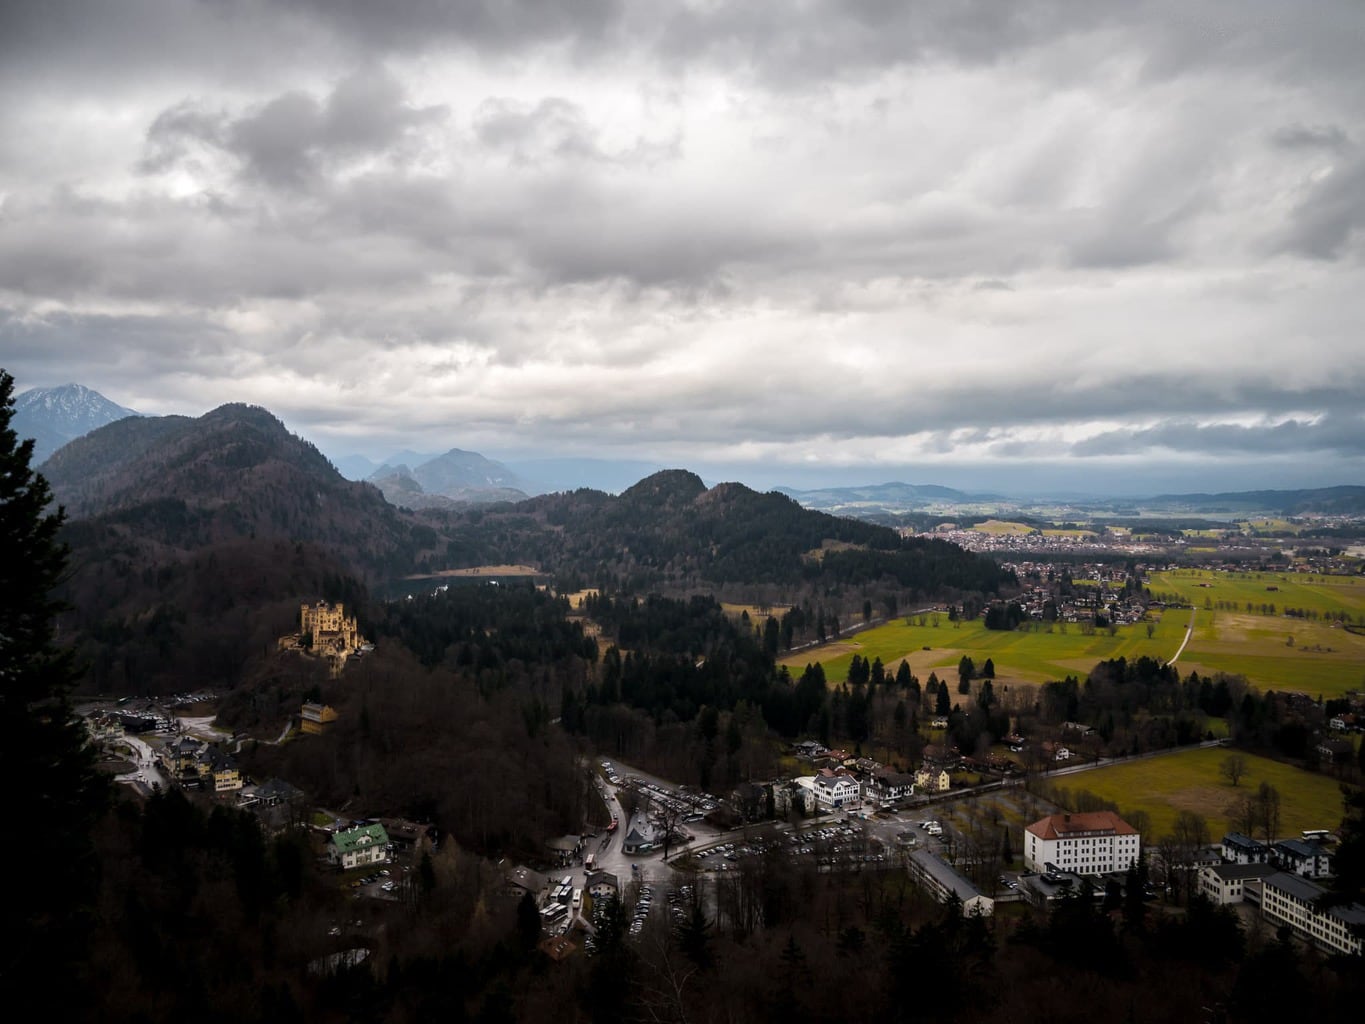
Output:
top-left (774, 742), bottom-right (956, 819)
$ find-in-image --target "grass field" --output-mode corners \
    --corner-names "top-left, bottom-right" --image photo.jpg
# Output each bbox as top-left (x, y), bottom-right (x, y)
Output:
top-left (972, 520), bottom-right (1036, 536)
top-left (1148, 569), bottom-right (1365, 697)
top-left (777, 569), bottom-right (1365, 697)
top-left (1148, 568), bottom-right (1365, 619)
top-left (1049, 746), bottom-right (1352, 840)
top-left (778, 613), bottom-right (1188, 687)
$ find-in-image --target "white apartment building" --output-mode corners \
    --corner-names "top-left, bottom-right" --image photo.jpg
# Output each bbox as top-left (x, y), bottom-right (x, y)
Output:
top-left (1024, 811), bottom-right (1141, 874)
top-left (1260, 872), bottom-right (1364, 958)
top-left (811, 774), bottom-right (861, 810)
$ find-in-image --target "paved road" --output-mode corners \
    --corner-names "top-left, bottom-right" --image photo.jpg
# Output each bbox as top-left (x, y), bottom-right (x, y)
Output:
top-left (115, 733), bottom-right (169, 791)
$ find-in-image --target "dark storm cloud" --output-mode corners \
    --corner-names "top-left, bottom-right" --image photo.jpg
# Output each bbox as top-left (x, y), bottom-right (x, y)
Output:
top-left (1278, 153), bottom-right (1365, 260)
top-left (1072, 413), bottom-right (1365, 458)
top-left (3, 0), bottom-right (1364, 487)
top-left (142, 68), bottom-right (446, 190)
top-left (1271, 123), bottom-right (1349, 151)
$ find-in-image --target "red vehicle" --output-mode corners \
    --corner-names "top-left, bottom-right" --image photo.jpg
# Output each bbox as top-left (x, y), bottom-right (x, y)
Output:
top-left (607, 817), bottom-right (619, 833)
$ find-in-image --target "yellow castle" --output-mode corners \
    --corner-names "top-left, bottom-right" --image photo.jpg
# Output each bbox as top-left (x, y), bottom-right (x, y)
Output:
top-left (286, 601), bottom-right (367, 675)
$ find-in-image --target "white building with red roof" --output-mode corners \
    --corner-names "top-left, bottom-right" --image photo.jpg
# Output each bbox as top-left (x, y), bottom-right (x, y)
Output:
top-left (1024, 811), bottom-right (1141, 875)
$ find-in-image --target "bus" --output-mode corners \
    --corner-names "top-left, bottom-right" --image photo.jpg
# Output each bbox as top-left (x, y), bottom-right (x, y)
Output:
top-left (585, 853), bottom-right (596, 872)
top-left (1301, 829), bottom-right (1333, 843)
top-left (540, 903), bottom-right (567, 922)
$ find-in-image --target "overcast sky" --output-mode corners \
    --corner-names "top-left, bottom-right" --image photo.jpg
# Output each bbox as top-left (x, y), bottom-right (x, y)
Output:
top-left (3, 1), bottom-right (1364, 495)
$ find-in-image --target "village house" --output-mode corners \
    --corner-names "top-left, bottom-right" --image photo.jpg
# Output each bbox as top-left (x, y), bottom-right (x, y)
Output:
top-left (1316, 737), bottom-right (1354, 766)
top-left (1271, 839), bottom-right (1333, 878)
top-left (914, 766), bottom-right (951, 794)
top-left (84, 711), bottom-right (124, 743)
top-left (198, 747), bottom-right (242, 793)
top-left (328, 823), bottom-right (390, 870)
top-left (1024, 811), bottom-right (1141, 874)
top-left (504, 865), bottom-right (548, 901)
top-left (586, 870), bottom-right (619, 903)
top-left (866, 769), bottom-right (916, 806)
top-left (161, 736), bottom-right (206, 779)
top-left (1221, 832), bottom-right (1270, 864)
top-left (300, 702), bottom-right (338, 735)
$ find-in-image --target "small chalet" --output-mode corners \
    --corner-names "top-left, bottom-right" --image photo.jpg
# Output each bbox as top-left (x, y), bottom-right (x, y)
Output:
top-left (328, 823), bottom-right (390, 870)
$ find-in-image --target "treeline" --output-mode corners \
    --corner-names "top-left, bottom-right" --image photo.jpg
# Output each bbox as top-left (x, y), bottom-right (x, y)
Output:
top-left (1037, 656), bottom-right (1231, 751)
top-left (371, 583), bottom-right (598, 671)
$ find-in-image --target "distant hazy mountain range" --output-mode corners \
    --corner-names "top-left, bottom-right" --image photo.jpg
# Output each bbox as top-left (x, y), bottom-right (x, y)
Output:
top-left (16, 383), bottom-right (140, 464)
top-left (16, 382), bottom-right (1364, 515)
top-left (367, 449), bottom-right (529, 508)
top-left (776, 481), bottom-right (1002, 511)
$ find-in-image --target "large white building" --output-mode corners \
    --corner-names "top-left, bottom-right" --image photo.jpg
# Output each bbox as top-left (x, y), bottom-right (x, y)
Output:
top-left (1259, 872), bottom-right (1364, 958)
top-left (811, 773), bottom-right (861, 810)
top-left (1024, 811), bottom-right (1141, 874)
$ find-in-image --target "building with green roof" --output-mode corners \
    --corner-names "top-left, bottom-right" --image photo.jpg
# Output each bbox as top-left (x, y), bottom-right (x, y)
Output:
top-left (328, 823), bottom-right (390, 870)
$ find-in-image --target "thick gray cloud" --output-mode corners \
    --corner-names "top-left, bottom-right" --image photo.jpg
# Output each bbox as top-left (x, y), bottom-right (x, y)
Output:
top-left (2, 0), bottom-right (1364, 493)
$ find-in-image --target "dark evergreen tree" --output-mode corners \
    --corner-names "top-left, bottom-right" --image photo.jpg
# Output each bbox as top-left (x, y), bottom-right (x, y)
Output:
top-left (895, 660), bottom-right (912, 689)
top-left (0, 370), bottom-right (108, 1013)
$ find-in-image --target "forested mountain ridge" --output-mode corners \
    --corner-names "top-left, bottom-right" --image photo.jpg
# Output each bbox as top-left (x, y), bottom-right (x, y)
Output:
top-left (40, 403), bottom-right (1005, 694)
top-left (422, 469), bottom-right (1009, 595)
top-left (44, 403), bottom-right (435, 581)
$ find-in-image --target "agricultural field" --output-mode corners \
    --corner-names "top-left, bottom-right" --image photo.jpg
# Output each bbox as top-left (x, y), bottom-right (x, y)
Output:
top-left (1147, 568), bottom-right (1365, 619)
top-left (971, 520), bottom-right (1036, 536)
top-left (779, 613), bottom-right (1189, 688)
top-left (1048, 746), bottom-right (1353, 841)
top-left (1147, 569), bottom-right (1365, 698)
top-left (781, 570), bottom-right (1365, 697)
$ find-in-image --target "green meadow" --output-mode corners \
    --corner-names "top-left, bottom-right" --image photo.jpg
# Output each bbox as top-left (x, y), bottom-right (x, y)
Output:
top-left (1049, 746), bottom-right (1351, 840)
top-left (780, 567), bottom-right (1365, 697)
top-left (1148, 569), bottom-right (1365, 698)
top-left (1147, 568), bottom-right (1365, 619)
top-left (778, 613), bottom-right (1188, 688)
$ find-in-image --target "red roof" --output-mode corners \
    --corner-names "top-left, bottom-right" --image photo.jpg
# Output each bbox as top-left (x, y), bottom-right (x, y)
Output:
top-left (1026, 811), bottom-right (1137, 841)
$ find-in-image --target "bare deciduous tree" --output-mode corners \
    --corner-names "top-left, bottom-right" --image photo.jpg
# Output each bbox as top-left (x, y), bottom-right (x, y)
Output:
top-left (1220, 753), bottom-right (1249, 787)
